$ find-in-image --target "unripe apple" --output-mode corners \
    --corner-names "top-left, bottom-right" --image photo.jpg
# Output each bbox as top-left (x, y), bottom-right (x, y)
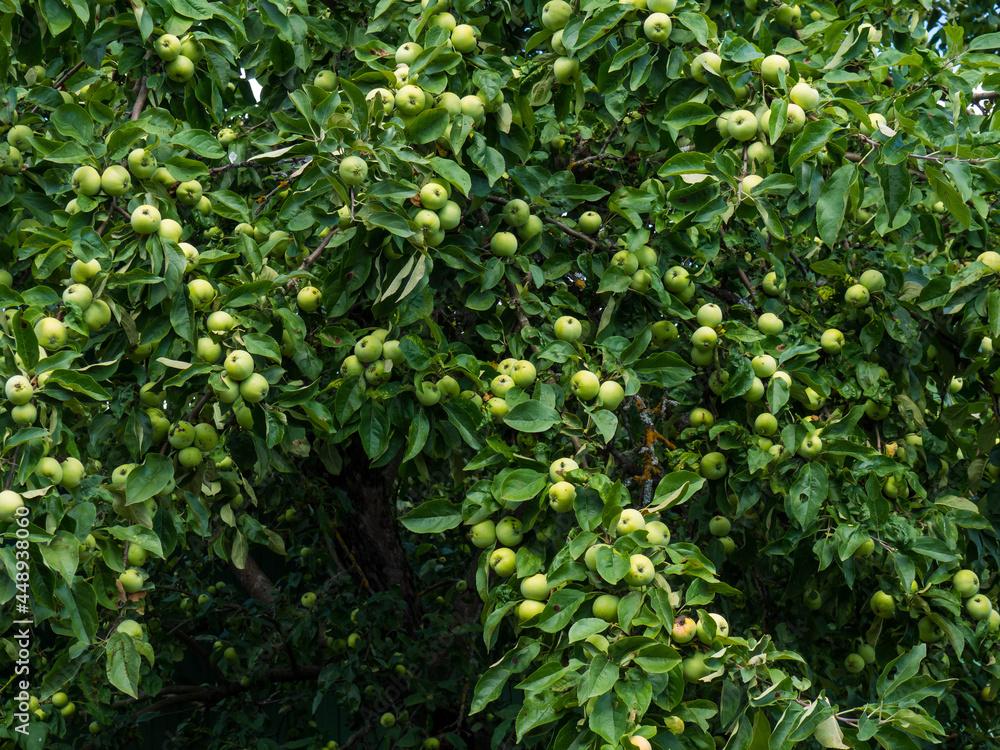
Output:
top-left (967, 594), bottom-right (993, 621)
top-left (643, 12), bottom-right (672, 43)
top-left (127, 148), bottom-right (157, 179)
top-left (489, 547), bottom-right (516, 577)
top-left (72, 165), bottom-right (102, 196)
top-left (469, 519), bottom-right (497, 548)
top-left (578, 211), bottom-right (602, 234)
top-left (11, 403), bottom-right (36, 425)
top-left (671, 616), bottom-right (697, 643)
top-left (240, 373), bottom-right (270, 403)
top-left (554, 315), bottom-right (582, 342)
top-left (820, 328), bottom-right (845, 354)
top-left (598, 381), bottom-right (625, 410)
top-left (63, 283), bottom-right (93, 310)
top-left (119, 568), bottom-right (144, 593)
top-left (154, 34), bottom-right (182, 61)
top-left (549, 457), bottom-right (579, 483)
top-left (176, 180), bottom-right (203, 206)
top-left (570, 370), bottom-right (600, 400)
top-left (548, 481), bottom-right (576, 512)
top-left (696, 303), bottom-right (723, 328)
top-left (651, 320), bottom-right (678, 344)
top-left (696, 612), bottom-right (729, 644)
top-left (789, 80), bottom-right (820, 110)
top-left (689, 407), bottom-right (714, 428)
top-left (340, 156), bottom-right (368, 185)
top-left (490, 231), bottom-right (518, 256)
top-left (503, 199), bottom-right (531, 228)
top-left (592, 594), bottom-right (620, 622)
top-left (757, 313), bottom-right (784, 335)
top-left (165, 55), bottom-right (196, 82)
top-left (34, 317), bottom-right (67, 349)
top-left (691, 51), bottom-right (722, 83)
top-left (691, 326), bottom-right (717, 349)
top-left (727, 109), bottom-right (758, 141)
top-left (5, 375), bottom-right (33, 405)
top-left (541, 0), bottom-right (572, 30)
top-left (844, 653), bottom-right (865, 673)
top-left (0, 490), bottom-right (24, 520)
top-left (760, 54), bottom-right (790, 85)
top-left (700, 452), bottom-right (727, 479)
top-left (100, 165), bottom-right (131, 196)
top-left (451, 24), bottom-right (479, 52)
top-left (354, 336), bottom-right (383, 363)
top-left (954, 569), bottom-right (980, 598)
top-left (870, 590), bottom-right (895, 618)
top-left (131, 205), bottom-right (162, 235)
top-left (625, 553), bottom-right (655, 586)
top-left (552, 56), bottom-right (580, 84)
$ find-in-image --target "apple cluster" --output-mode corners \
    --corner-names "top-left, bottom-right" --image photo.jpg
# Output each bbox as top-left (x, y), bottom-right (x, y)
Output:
top-left (154, 33), bottom-right (205, 84)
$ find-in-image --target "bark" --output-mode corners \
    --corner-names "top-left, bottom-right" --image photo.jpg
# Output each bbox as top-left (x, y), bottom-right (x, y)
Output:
top-left (229, 553), bottom-right (275, 606)
top-left (337, 440), bottom-right (422, 629)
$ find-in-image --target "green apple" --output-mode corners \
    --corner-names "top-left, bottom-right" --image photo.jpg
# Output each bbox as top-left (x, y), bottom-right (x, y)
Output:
top-left (861, 112), bottom-right (888, 136)
top-left (470, 520), bottom-right (496, 548)
top-left (691, 51), bottom-right (722, 83)
top-left (489, 547), bottom-right (516, 577)
top-left (354, 336), bottom-right (383, 363)
top-left (314, 70), bottom-right (338, 91)
top-left (395, 42), bottom-right (423, 66)
top-left (155, 34), bottom-right (182, 61)
top-left (864, 399), bottom-right (890, 420)
top-left (491, 232), bottom-right (518, 256)
top-left (820, 328), bottom-right (844, 353)
top-left (5, 375), bottom-right (33, 405)
top-left (100, 165), bottom-right (131, 196)
top-left (503, 199), bottom-right (531, 227)
top-left (521, 573), bottom-right (549, 601)
top-left (598, 380), bottom-right (625, 409)
top-left (487, 397), bottom-right (508, 420)
top-left (978, 251), bottom-right (1000, 272)
top-left (803, 588), bottom-right (822, 610)
top-left (748, 141), bottom-right (774, 164)
top-left (967, 594), bottom-right (993, 621)
top-left (541, 0), bottom-right (572, 30)
top-left (629, 269), bottom-right (652, 292)
top-left (625, 553), bottom-right (655, 586)
top-left (419, 182), bottom-right (449, 211)
top-left (671, 615), bottom-right (697, 643)
top-left (751, 354), bottom-right (777, 378)
top-left (301, 592), bottom-right (317, 608)
top-left (451, 24), bottom-right (479, 52)
top-left (490, 375), bottom-right (514, 397)
top-left (578, 211), bottom-right (602, 234)
top-left (727, 109), bottom-right (758, 140)
top-left (798, 435), bottom-right (823, 459)
top-left (548, 481), bottom-right (576, 512)
top-left (616, 508), bottom-right (646, 536)
top-left (689, 407), bottom-right (714, 428)
top-left (11, 402), bottom-right (35, 425)
top-left (516, 599), bottom-right (546, 624)
top-left (555, 315), bottom-right (582, 342)
top-left (395, 84), bottom-right (427, 115)
top-left (845, 283), bottom-right (870, 308)
top-left (367, 87), bottom-right (395, 114)
top-left (460, 94), bottom-right (485, 123)
top-left (696, 303), bottom-right (723, 328)
top-left (844, 653), bottom-right (865, 673)
top-left (682, 652), bottom-right (710, 683)
top-left (592, 594), bottom-right (619, 622)
top-left (643, 12), bottom-right (672, 43)
top-left (663, 266), bottom-right (690, 293)
top-left (691, 326), bottom-right (717, 349)
top-left (0, 490), bottom-right (24, 520)
top-left (552, 57), bottom-right (580, 84)
top-left (570, 370), bottom-right (600, 400)
top-left (790, 80), bottom-right (820, 110)
top-left (85, 299), bottom-right (112, 329)
top-left (119, 569), bottom-right (144, 593)
top-left (757, 313), bottom-right (784, 335)
top-left (496, 517), bottom-right (523, 546)
top-left (438, 201), bottom-right (462, 230)
top-left (239, 373), bottom-right (269, 403)
top-left (117, 619), bottom-right (143, 638)
top-left (131, 204), bottom-right (162, 234)
top-left (760, 54), bottom-right (790, 85)
top-left (127, 148), bottom-right (157, 178)
top-left (953, 569), bottom-right (980, 598)
top-left (72, 165), bottom-right (102, 196)
top-left (700, 452), bottom-right (727, 479)
top-left (709, 516), bottom-right (731, 536)
top-left (754, 413), bottom-right (778, 436)
top-left (340, 156), bottom-right (368, 185)
top-left (165, 55), bottom-right (195, 82)
top-left (696, 612), bottom-right (729, 644)
top-left (549, 457), bottom-right (579, 483)
top-left (870, 590), bottom-right (895, 618)
top-left (651, 320), bottom-right (678, 344)
top-left (34, 317), bottom-right (67, 349)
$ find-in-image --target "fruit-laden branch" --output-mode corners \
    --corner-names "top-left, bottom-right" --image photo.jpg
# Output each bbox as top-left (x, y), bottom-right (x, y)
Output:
top-left (505, 279), bottom-right (540, 354)
top-left (483, 195), bottom-right (616, 254)
top-left (208, 157), bottom-right (305, 175)
top-left (283, 228), bottom-right (339, 292)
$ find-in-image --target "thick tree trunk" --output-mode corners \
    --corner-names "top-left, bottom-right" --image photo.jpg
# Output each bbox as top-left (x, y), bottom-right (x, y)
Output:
top-left (337, 441), bottom-right (422, 629)
top-left (229, 554), bottom-right (275, 605)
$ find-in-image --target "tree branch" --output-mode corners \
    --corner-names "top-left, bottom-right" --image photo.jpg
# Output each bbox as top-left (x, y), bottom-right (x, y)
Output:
top-left (131, 77), bottom-right (149, 121)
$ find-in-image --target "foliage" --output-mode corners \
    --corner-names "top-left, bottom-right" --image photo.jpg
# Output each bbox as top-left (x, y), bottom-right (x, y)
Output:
top-left (3, 0), bottom-right (1000, 748)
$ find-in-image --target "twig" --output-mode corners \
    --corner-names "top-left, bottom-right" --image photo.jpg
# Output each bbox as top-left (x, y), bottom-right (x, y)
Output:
top-left (737, 268), bottom-right (755, 297)
top-left (483, 195), bottom-right (615, 254)
top-left (131, 77), bottom-right (149, 121)
top-left (208, 157), bottom-right (301, 175)
top-left (6, 447), bottom-right (18, 490)
top-left (283, 230), bottom-right (338, 292)
top-left (183, 389), bottom-right (213, 423)
top-left (505, 280), bottom-right (540, 353)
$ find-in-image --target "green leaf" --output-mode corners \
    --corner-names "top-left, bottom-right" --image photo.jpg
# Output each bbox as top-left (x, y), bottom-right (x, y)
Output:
top-left (663, 102), bottom-right (717, 136)
top-left (407, 107), bottom-right (450, 144)
top-left (788, 119), bottom-right (839, 168)
top-left (105, 526), bottom-right (165, 558)
top-left (170, 129), bottom-right (226, 159)
top-left (877, 161), bottom-right (911, 226)
top-left (39, 531), bottom-right (80, 583)
top-left (787, 463), bottom-right (827, 528)
top-left (45, 370), bottom-right (111, 401)
top-left (491, 468), bottom-right (547, 506)
top-left (51, 104), bottom-right (94, 143)
top-left (502, 400), bottom-right (561, 432)
top-left (359, 400), bottom-right (390, 458)
top-left (399, 499), bottom-right (463, 533)
top-left (649, 471), bottom-right (705, 511)
top-left (124, 454), bottom-right (174, 507)
top-left (106, 632), bottom-right (141, 698)
top-left (816, 163), bottom-right (856, 247)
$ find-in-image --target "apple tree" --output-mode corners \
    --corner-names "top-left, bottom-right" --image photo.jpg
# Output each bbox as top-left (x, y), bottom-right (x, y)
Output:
top-left (3, 0), bottom-right (1000, 748)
